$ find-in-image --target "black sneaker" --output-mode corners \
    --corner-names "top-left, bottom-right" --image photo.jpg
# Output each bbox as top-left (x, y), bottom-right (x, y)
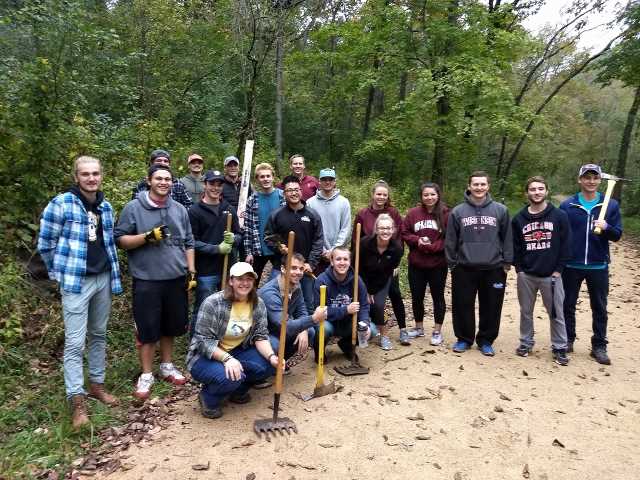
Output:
top-left (552, 349), bottom-right (569, 366)
top-left (229, 391), bottom-right (252, 404)
top-left (567, 342), bottom-right (574, 353)
top-left (590, 347), bottom-right (611, 365)
top-left (199, 392), bottom-right (223, 419)
top-left (516, 345), bottom-right (531, 357)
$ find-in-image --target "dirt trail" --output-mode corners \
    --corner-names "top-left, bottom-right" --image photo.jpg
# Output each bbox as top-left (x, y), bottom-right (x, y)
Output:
top-left (97, 241), bottom-right (640, 480)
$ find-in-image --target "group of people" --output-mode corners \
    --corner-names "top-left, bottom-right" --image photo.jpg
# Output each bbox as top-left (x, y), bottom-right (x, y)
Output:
top-left (37, 149), bottom-right (622, 426)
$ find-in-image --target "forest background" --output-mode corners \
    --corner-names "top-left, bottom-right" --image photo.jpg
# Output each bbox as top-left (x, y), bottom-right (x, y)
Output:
top-left (0, 0), bottom-right (639, 477)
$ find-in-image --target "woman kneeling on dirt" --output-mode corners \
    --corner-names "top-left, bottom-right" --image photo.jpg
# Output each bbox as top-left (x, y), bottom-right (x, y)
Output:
top-left (186, 262), bottom-right (280, 419)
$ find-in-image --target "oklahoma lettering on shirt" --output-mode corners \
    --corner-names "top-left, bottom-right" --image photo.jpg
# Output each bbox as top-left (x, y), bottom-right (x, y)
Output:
top-left (413, 219), bottom-right (439, 232)
top-left (461, 215), bottom-right (498, 228)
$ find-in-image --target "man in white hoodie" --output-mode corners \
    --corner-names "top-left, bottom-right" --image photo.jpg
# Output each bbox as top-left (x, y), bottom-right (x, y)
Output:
top-left (307, 168), bottom-right (351, 275)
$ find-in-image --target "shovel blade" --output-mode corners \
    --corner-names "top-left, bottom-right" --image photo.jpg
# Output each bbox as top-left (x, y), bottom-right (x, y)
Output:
top-left (302, 381), bottom-right (338, 402)
top-left (333, 364), bottom-right (369, 376)
top-left (254, 417), bottom-right (298, 441)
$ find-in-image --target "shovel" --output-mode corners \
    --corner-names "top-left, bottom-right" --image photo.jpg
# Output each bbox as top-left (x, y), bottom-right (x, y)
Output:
top-left (334, 222), bottom-right (369, 376)
top-left (254, 231), bottom-right (298, 440)
top-left (302, 285), bottom-right (336, 401)
top-left (220, 212), bottom-right (233, 289)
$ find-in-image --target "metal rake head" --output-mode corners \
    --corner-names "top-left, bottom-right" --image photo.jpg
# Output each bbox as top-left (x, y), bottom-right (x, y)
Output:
top-left (254, 417), bottom-right (298, 441)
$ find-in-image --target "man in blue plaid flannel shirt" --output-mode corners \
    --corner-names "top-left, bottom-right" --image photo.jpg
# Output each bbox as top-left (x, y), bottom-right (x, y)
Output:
top-left (37, 156), bottom-right (122, 429)
top-left (131, 149), bottom-right (193, 208)
top-left (242, 162), bottom-right (285, 282)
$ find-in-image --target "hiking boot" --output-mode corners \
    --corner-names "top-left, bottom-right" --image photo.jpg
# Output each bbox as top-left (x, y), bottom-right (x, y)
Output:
top-left (251, 379), bottom-right (273, 390)
top-left (552, 349), bottom-right (569, 366)
top-left (134, 372), bottom-right (155, 400)
top-left (379, 335), bottom-right (393, 351)
top-left (399, 329), bottom-right (412, 346)
top-left (159, 363), bottom-right (187, 385)
top-left (88, 383), bottom-right (119, 406)
top-left (430, 331), bottom-right (444, 346)
top-left (70, 394), bottom-right (90, 430)
top-left (229, 391), bottom-right (251, 404)
top-left (452, 340), bottom-right (470, 353)
top-left (407, 327), bottom-right (425, 338)
top-left (199, 392), bottom-right (223, 419)
top-left (567, 342), bottom-right (574, 353)
top-left (479, 344), bottom-right (495, 357)
top-left (515, 345), bottom-right (531, 357)
top-left (590, 347), bottom-right (611, 365)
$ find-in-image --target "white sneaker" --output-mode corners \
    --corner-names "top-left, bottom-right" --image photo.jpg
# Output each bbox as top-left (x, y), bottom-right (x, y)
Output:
top-left (380, 335), bottom-right (393, 351)
top-left (430, 331), bottom-right (443, 346)
top-left (159, 363), bottom-right (187, 385)
top-left (134, 373), bottom-right (155, 400)
top-left (407, 327), bottom-right (424, 338)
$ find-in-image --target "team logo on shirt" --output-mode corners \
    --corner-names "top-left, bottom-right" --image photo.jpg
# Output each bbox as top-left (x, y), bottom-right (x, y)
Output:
top-left (331, 293), bottom-right (351, 307)
top-left (522, 221), bottom-right (554, 251)
top-left (300, 215), bottom-right (311, 222)
top-left (230, 323), bottom-right (246, 336)
top-left (413, 219), bottom-right (439, 231)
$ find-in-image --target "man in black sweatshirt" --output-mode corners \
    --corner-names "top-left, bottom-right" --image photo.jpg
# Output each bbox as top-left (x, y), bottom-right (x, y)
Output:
top-left (512, 176), bottom-right (571, 366)
top-left (445, 171), bottom-right (513, 356)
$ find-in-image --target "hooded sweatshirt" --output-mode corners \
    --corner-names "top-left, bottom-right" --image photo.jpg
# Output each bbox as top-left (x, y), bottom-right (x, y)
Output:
top-left (445, 191), bottom-right (513, 269)
top-left (512, 203), bottom-right (572, 277)
top-left (359, 234), bottom-right (403, 294)
top-left (69, 186), bottom-right (110, 275)
top-left (313, 266), bottom-right (370, 326)
top-left (258, 276), bottom-right (314, 339)
top-left (114, 191), bottom-right (195, 280)
top-left (352, 205), bottom-right (402, 240)
top-left (402, 204), bottom-right (449, 269)
top-left (307, 189), bottom-right (352, 250)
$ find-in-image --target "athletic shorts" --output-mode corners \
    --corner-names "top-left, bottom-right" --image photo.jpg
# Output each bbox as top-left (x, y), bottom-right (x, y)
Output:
top-left (132, 277), bottom-right (188, 344)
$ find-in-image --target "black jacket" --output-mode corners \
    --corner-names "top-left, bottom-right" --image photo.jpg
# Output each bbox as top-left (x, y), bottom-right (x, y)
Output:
top-left (512, 203), bottom-right (571, 277)
top-left (359, 234), bottom-right (403, 294)
top-left (222, 177), bottom-right (252, 209)
top-left (69, 186), bottom-right (110, 275)
top-left (188, 200), bottom-right (241, 276)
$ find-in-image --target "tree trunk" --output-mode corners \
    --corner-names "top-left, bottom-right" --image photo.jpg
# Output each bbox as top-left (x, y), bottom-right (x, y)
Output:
top-left (362, 57), bottom-right (381, 138)
top-left (613, 85), bottom-right (640, 202)
top-left (274, 9), bottom-right (285, 172)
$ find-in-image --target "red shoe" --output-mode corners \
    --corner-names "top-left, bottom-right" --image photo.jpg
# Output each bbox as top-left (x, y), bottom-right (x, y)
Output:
top-left (159, 363), bottom-right (187, 385)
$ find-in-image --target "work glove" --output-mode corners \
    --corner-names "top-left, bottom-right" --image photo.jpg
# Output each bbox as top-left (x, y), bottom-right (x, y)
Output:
top-left (223, 231), bottom-right (235, 245)
top-left (218, 241), bottom-right (232, 255)
top-left (187, 272), bottom-right (197, 292)
top-left (144, 224), bottom-right (170, 243)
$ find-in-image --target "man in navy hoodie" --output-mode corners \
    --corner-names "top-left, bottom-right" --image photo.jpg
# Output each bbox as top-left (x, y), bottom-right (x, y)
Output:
top-left (560, 164), bottom-right (622, 365)
top-left (512, 176), bottom-right (571, 366)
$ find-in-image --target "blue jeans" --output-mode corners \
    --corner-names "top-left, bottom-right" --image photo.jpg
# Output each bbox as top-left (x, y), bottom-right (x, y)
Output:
top-left (190, 345), bottom-right (274, 408)
top-left (300, 274), bottom-right (315, 314)
top-left (60, 271), bottom-right (112, 398)
top-left (320, 319), bottom-right (378, 343)
top-left (269, 328), bottom-right (316, 361)
top-left (562, 267), bottom-right (609, 348)
top-left (191, 274), bottom-right (220, 336)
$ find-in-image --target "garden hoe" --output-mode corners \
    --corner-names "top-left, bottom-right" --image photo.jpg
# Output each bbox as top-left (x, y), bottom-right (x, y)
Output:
top-left (254, 231), bottom-right (298, 440)
top-left (334, 223), bottom-right (369, 376)
top-left (302, 285), bottom-right (337, 401)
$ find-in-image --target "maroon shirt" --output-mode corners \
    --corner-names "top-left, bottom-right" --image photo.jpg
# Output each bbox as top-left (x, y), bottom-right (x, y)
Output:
top-left (401, 205), bottom-right (449, 269)
top-left (277, 175), bottom-right (319, 201)
top-left (352, 205), bottom-right (403, 243)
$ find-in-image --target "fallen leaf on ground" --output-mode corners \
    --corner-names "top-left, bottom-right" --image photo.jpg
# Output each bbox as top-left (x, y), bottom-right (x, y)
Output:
top-left (192, 462), bottom-right (210, 471)
top-left (552, 439), bottom-right (565, 448)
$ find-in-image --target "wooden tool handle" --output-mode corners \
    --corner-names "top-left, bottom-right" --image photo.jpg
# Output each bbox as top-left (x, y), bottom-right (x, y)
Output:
top-left (351, 223), bottom-right (361, 347)
top-left (316, 285), bottom-right (327, 387)
top-left (220, 213), bottom-right (233, 288)
top-left (594, 180), bottom-right (616, 235)
top-left (274, 231), bottom-right (295, 394)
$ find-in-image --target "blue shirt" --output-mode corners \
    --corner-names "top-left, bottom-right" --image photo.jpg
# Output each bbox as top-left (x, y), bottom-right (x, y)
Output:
top-left (258, 191), bottom-right (281, 255)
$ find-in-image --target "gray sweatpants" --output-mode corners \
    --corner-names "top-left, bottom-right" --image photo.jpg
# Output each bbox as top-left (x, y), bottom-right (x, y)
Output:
top-left (517, 272), bottom-right (568, 350)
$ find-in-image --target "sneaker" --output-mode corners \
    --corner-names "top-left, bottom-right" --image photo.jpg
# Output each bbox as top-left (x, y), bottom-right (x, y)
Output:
top-left (199, 392), bottom-right (223, 419)
top-left (407, 327), bottom-right (425, 338)
top-left (70, 394), bottom-right (90, 430)
top-left (430, 331), bottom-right (443, 346)
top-left (380, 335), bottom-right (393, 351)
top-left (251, 379), bottom-right (273, 390)
top-left (134, 373), bottom-right (155, 400)
top-left (567, 342), bottom-right (574, 353)
top-left (590, 347), bottom-right (611, 365)
top-left (229, 391), bottom-right (251, 404)
top-left (399, 329), bottom-right (412, 346)
top-left (479, 344), bottom-right (495, 356)
top-left (553, 349), bottom-right (569, 366)
top-left (159, 363), bottom-right (187, 385)
top-left (452, 340), bottom-right (470, 353)
top-left (515, 345), bottom-right (531, 357)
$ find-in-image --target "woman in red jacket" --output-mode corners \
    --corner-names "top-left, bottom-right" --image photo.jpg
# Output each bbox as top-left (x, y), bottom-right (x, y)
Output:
top-left (402, 182), bottom-right (449, 346)
top-left (353, 180), bottom-right (410, 345)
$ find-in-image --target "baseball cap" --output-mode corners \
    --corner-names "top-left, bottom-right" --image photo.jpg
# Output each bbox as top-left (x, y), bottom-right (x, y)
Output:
top-left (149, 149), bottom-right (170, 163)
top-left (203, 170), bottom-right (224, 183)
top-left (579, 164), bottom-right (602, 177)
top-left (224, 155), bottom-right (239, 166)
top-left (319, 168), bottom-right (336, 179)
top-left (187, 153), bottom-right (203, 164)
top-left (229, 262), bottom-right (258, 279)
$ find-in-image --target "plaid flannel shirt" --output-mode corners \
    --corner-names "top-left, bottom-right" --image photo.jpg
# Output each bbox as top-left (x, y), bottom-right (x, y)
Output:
top-left (132, 177), bottom-right (193, 208)
top-left (186, 291), bottom-right (269, 370)
top-left (37, 192), bottom-right (122, 294)
top-left (243, 189), bottom-right (285, 256)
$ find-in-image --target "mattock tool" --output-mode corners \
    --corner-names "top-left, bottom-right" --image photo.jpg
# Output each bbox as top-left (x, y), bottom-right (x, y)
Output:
top-left (301, 285), bottom-right (336, 401)
top-left (334, 222), bottom-right (369, 376)
top-left (254, 231), bottom-right (298, 440)
top-left (594, 172), bottom-right (632, 235)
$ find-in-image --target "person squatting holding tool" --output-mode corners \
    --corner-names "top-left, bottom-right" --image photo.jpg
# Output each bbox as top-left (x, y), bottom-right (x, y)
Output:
top-left (313, 246), bottom-right (376, 362)
top-left (512, 176), bottom-right (572, 366)
top-left (445, 171), bottom-right (513, 356)
top-left (402, 182), bottom-right (450, 346)
top-left (187, 262), bottom-right (279, 419)
top-left (359, 214), bottom-right (404, 350)
top-left (353, 180), bottom-right (410, 344)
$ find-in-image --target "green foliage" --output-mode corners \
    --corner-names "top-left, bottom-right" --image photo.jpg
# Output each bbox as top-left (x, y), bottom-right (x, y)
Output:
top-left (0, 260), bottom-right (26, 347)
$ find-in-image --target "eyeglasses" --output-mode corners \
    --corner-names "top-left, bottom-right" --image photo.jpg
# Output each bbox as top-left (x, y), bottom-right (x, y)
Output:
top-left (377, 227), bottom-right (393, 231)
top-left (285, 188), bottom-right (301, 193)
